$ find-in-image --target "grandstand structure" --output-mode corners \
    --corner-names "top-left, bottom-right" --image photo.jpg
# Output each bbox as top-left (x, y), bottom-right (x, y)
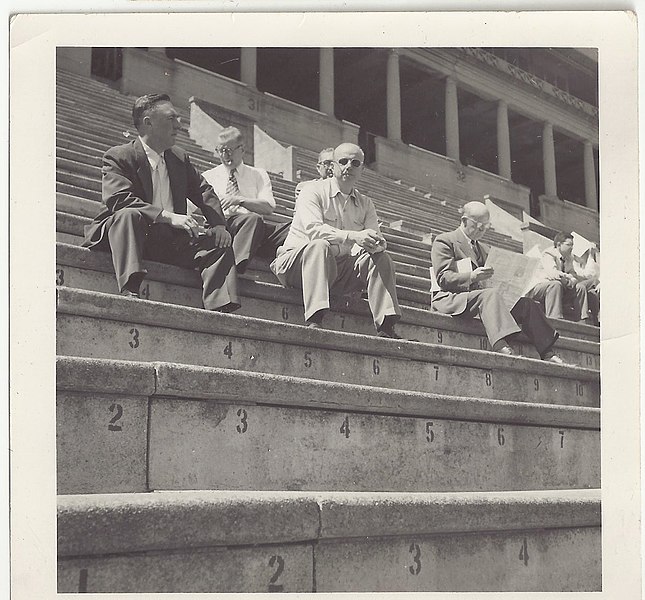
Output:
top-left (56, 47), bottom-right (600, 592)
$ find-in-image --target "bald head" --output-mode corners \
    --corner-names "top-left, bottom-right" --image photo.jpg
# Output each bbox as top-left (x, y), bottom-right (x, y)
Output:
top-left (461, 201), bottom-right (492, 240)
top-left (462, 201), bottom-right (490, 221)
top-left (334, 143), bottom-right (364, 162)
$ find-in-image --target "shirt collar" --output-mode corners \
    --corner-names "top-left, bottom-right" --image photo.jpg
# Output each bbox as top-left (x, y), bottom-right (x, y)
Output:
top-left (225, 161), bottom-right (245, 176)
top-left (329, 177), bottom-right (359, 205)
top-left (139, 136), bottom-right (163, 170)
top-left (459, 225), bottom-right (477, 244)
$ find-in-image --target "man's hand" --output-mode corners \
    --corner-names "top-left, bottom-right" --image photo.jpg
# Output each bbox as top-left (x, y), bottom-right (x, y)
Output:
top-left (471, 266), bottom-right (494, 283)
top-left (204, 225), bottom-right (232, 248)
top-left (351, 229), bottom-right (386, 253)
top-left (220, 195), bottom-right (243, 212)
top-left (166, 212), bottom-right (201, 238)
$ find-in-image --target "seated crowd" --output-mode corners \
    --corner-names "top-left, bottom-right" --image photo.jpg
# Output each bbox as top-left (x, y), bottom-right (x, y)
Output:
top-left (81, 93), bottom-right (599, 363)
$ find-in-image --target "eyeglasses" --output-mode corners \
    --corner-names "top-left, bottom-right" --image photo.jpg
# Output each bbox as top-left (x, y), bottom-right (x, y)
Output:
top-left (216, 144), bottom-right (243, 156)
top-left (464, 216), bottom-right (492, 231)
top-left (337, 158), bottom-right (363, 168)
top-left (317, 160), bottom-right (334, 167)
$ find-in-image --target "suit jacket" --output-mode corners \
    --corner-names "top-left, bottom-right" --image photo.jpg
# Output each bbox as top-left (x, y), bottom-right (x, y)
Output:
top-left (82, 138), bottom-right (226, 249)
top-left (430, 227), bottom-right (489, 315)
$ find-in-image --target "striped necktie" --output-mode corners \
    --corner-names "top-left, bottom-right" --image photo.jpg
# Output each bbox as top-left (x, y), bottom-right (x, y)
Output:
top-left (471, 240), bottom-right (483, 266)
top-left (226, 168), bottom-right (240, 197)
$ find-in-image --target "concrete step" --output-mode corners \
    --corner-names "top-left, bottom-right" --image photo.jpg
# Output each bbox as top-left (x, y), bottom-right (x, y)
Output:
top-left (55, 242), bottom-right (601, 365)
top-left (57, 488), bottom-right (601, 592)
top-left (56, 287), bottom-right (600, 406)
top-left (57, 356), bottom-right (600, 495)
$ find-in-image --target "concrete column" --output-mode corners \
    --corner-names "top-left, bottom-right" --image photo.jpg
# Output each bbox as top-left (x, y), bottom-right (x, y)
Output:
top-left (496, 100), bottom-right (512, 179)
top-left (542, 122), bottom-right (557, 198)
top-left (386, 49), bottom-right (402, 142)
top-left (583, 141), bottom-right (598, 210)
top-left (445, 77), bottom-right (460, 160)
top-left (240, 47), bottom-right (257, 88)
top-left (319, 48), bottom-right (335, 116)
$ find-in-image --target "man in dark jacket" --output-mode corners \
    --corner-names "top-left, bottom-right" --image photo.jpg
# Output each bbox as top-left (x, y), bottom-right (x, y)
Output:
top-left (82, 93), bottom-right (240, 312)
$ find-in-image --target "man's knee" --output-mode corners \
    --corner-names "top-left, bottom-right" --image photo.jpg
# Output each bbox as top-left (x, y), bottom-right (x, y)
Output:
top-left (303, 239), bottom-right (332, 259)
top-left (111, 207), bottom-right (147, 227)
top-left (237, 212), bottom-right (263, 229)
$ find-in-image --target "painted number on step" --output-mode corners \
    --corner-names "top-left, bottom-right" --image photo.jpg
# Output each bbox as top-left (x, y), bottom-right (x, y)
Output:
top-left (223, 341), bottom-right (233, 360)
top-left (281, 306), bottom-right (289, 320)
top-left (372, 359), bottom-right (380, 375)
top-left (586, 355), bottom-right (594, 366)
top-left (304, 351), bottom-right (312, 368)
top-left (78, 568), bottom-right (88, 593)
top-left (437, 331), bottom-right (443, 343)
top-left (248, 98), bottom-right (261, 112)
top-left (56, 268), bottom-right (65, 286)
top-left (236, 408), bottom-right (248, 434)
top-left (340, 315), bottom-right (346, 329)
top-left (534, 378), bottom-right (540, 391)
top-left (268, 555), bottom-right (284, 592)
top-left (128, 328), bottom-right (140, 349)
top-left (140, 283), bottom-right (150, 300)
top-left (108, 403), bottom-right (123, 431)
top-left (497, 427), bottom-right (505, 446)
top-left (575, 383), bottom-right (584, 397)
top-left (340, 415), bottom-right (350, 439)
top-left (519, 538), bottom-right (529, 566)
top-left (425, 422), bottom-right (435, 443)
top-left (433, 366), bottom-right (439, 381)
top-left (408, 543), bottom-right (422, 575)
top-left (559, 430), bottom-right (565, 449)
top-left (485, 371), bottom-right (492, 387)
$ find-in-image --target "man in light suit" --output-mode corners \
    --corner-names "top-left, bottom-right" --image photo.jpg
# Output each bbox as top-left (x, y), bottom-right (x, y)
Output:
top-left (271, 142), bottom-right (402, 338)
top-left (431, 201), bottom-right (565, 363)
top-left (82, 93), bottom-right (240, 312)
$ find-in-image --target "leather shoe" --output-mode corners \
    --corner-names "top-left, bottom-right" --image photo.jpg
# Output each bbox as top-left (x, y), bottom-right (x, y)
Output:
top-left (307, 321), bottom-right (322, 329)
top-left (120, 289), bottom-right (140, 299)
top-left (377, 328), bottom-right (402, 340)
top-left (495, 345), bottom-right (514, 356)
top-left (542, 351), bottom-right (567, 365)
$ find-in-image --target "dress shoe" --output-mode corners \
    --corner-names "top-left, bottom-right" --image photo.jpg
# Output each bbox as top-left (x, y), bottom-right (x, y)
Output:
top-left (307, 321), bottom-right (322, 329)
top-left (541, 351), bottom-right (567, 365)
top-left (495, 345), bottom-right (515, 356)
top-left (377, 327), bottom-right (402, 340)
top-left (120, 288), bottom-right (140, 299)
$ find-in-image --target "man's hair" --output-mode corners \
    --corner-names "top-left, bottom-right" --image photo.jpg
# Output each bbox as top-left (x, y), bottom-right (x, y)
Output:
top-left (217, 126), bottom-right (244, 146)
top-left (132, 94), bottom-right (171, 131)
top-left (317, 147), bottom-right (334, 162)
top-left (553, 231), bottom-right (574, 247)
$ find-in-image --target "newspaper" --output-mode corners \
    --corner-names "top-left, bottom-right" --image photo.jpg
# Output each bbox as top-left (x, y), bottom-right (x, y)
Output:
top-left (481, 246), bottom-right (542, 310)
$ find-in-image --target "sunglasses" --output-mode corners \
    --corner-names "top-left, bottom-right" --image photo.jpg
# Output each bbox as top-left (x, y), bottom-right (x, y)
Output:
top-left (216, 144), bottom-right (243, 156)
top-left (337, 158), bottom-right (363, 168)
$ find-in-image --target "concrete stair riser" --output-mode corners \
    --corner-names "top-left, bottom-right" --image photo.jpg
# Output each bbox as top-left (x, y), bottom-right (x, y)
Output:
top-left (55, 243), bottom-right (601, 364)
top-left (56, 358), bottom-right (599, 495)
top-left (57, 488), bottom-right (601, 593)
top-left (56, 288), bottom-right (600, 406)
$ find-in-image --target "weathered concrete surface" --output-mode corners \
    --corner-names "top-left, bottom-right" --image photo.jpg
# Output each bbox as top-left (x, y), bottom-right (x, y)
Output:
top-left (58, 491), bottom-right (320, 556)
top-left (148, 397), bottom-right (599, 492)
top-left (56, 241), bottom-right (601, 347)
top-left (315, 527), bottom-right (600, 591)
top-left (57, 391), bottom-right (148, 494)
top-left (58, 543), bottom-right (314, 593)
top-left (56, 288), bottom-right (600, 407)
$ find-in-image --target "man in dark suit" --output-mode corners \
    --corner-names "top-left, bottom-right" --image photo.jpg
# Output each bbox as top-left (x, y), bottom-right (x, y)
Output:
top-left (82, 93), bottom-right (240, 312)
top-left (431, 201), bottom-right (565, 363)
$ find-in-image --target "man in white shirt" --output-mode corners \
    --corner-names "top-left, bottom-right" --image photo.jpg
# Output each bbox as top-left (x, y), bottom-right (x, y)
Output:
top-left (294, 147), bottom-right (335, 198)
top-left (271, 142), bottom-right (402, 338)
top-left (202, 127), bottom-right (278, 273)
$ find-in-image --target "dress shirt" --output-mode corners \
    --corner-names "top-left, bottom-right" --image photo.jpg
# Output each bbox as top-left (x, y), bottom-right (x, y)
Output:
top-left (537, 246), bottom-right (579, 281)
top-left (139, 137), bottom-right (174, 214)
top-left (202, 162), bottom-right (275, 218)
top-left (283, 177), bottom-right (380, 256)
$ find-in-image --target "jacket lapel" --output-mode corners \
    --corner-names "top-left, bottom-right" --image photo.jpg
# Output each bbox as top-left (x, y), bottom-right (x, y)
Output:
top-left (134, 139), bottom-right (154, 203)
top-left (455, 228), bottom-right (479, 266)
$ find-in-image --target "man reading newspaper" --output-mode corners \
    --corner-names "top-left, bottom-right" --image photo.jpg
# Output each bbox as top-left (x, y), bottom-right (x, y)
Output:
top-left (430, 201), bottom-right (566, 364)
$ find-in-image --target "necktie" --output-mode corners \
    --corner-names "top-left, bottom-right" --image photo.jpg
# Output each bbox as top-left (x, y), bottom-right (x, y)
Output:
top-left (471, 240), bottom-right (483, 266)
top-left (559, 256), bottom-right (566, 271)
top-left (152, 154), bottom-right (174, 212)
top-left (226, 168), bottom-right (240, 197)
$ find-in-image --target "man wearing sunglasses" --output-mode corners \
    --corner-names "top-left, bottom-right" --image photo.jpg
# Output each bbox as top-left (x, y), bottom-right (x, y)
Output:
top-left (431, 201), bottom-right (566, 364)
top-left (202, 127), bottom-right (284, 279)
top-left (271, 142), bottom-right (402, 339)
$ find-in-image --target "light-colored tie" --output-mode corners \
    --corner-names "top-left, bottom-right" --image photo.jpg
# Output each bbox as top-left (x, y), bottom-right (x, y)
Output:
top-left (152, 155), bottom-right (174, 213)
top-left (224, 167), bottom-right (240, 216)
